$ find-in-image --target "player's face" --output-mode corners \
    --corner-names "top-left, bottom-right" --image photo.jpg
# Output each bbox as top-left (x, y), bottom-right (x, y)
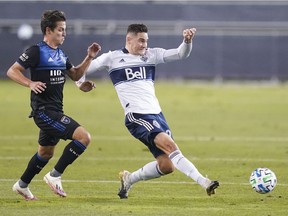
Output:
top-left (46, 21), bottom-right (66, 47)
top-left (129, 32), bottom-right (148, 56)
top-left (52, 21), bottom-right (66, 45)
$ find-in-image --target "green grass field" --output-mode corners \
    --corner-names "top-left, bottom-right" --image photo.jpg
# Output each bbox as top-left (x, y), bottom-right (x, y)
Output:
top-left (0, 80), bottom-right (288, 216)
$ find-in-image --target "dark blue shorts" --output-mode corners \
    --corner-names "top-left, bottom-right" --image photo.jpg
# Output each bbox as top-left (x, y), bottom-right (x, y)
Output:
top-left (33, 110), bottom-right (80, 146)
top-left (125, 112), bottom-right (173, 158)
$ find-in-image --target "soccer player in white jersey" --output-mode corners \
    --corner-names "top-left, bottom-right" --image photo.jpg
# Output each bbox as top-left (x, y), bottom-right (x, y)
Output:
top-left (77, 24), bottom-right (219, 198)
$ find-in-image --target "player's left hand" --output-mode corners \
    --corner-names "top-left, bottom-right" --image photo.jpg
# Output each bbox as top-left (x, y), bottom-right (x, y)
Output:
top-left (79, 80), bottom-right (96, 92)
top-left (183, 28), bottom-right (197, 43)
top-left (87, 42), bottom-right (102, 59)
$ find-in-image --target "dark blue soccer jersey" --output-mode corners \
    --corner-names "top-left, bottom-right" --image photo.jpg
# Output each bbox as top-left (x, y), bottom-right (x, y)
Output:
top-left (17, 41), bottom-right (73, 112)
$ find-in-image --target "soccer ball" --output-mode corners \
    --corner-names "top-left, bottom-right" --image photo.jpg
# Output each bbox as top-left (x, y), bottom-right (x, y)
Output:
top-left (249, 168), bottom-right (277, 194)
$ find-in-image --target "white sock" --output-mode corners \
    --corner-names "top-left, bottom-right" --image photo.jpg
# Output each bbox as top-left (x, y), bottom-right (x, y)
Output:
top-left (129, 161), bottom-right (164, 184)
top-left (169, 150), bottom-right (209, 188)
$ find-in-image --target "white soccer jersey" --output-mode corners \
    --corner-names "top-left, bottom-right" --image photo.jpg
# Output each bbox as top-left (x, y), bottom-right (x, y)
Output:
top-left (82, 42), bottom-right (192, 115)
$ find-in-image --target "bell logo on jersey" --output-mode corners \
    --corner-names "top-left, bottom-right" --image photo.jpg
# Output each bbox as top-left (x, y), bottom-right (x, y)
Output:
top-left (125, 67), bottom-right (146, 81)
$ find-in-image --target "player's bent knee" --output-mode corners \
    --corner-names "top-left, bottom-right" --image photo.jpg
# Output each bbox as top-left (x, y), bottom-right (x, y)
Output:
top-left (83, 130), bottom-right (92, 146)
top-left (40, 153), bottom-right (54, 160)
top-left (38, 149), bottom-right (54, 160)
top-left (159, 163), bottom-right (175, 175)
top-left (83, 131), bottom-right (91, 146)
top-left (78, 131), bottom-right (91, 147)
top-left (73, 127), bottom-right (91, 146)
top-left (162, 167), bottom-right (174, 175)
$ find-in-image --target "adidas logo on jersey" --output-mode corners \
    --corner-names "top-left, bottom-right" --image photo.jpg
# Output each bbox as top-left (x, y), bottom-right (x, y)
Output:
top-left (119, 58), bottom-right (125, 63)
top-left (48, 57), bottom-right (54, 62)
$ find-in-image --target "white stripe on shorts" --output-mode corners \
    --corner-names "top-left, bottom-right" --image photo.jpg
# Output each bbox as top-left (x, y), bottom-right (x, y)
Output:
top-left (127, 113), bottom-right (154, 131)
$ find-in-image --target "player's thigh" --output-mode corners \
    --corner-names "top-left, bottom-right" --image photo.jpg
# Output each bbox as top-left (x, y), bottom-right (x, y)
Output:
top-left (125, 112), bottom-right (179, 156)
top-left (154, 132), bottom-right (179, 155)
top-left (33, 110), bottom-right (80, 141)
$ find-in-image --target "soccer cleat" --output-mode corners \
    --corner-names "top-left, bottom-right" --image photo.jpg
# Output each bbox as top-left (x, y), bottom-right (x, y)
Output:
top-left (12, 181), bottom-right (37, 201)
top-left (206, 180), bottom-right (220, 196)
top-left (118, 170), bottom-right (132, 199)
top-left (44, 172), bottom-right (67, 197)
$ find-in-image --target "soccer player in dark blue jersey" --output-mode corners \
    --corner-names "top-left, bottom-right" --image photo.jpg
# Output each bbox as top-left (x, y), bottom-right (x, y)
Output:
top-left (7, 10), bottom-right (101, 200)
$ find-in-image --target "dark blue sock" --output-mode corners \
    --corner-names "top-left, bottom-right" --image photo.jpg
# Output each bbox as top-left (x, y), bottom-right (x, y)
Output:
top-left (54, 140), bottom-right (86, 174)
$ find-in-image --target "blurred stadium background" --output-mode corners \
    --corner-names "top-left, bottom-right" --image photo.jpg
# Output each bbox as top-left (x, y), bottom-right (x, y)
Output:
top-left (0, 0), bottom-right (287, 82)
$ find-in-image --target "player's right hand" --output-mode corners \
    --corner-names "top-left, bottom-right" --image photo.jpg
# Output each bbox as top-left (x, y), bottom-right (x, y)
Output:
top-left (29, 81), bottom-right (46, 94)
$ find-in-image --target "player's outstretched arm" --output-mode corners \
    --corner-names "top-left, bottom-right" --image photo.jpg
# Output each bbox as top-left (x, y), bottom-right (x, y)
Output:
top-left (75, 51), bottom-right (111, 92)
top-left (163, 27), bottom-right (196, 62)
top-left (68, 42), bottom-right (101, 81)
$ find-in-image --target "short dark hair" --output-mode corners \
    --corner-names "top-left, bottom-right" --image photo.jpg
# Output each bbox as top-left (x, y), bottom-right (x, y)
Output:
top-left (40, 10), bottom-right (66, 35)
top-left (127, 24), bottom-right (148, 34)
